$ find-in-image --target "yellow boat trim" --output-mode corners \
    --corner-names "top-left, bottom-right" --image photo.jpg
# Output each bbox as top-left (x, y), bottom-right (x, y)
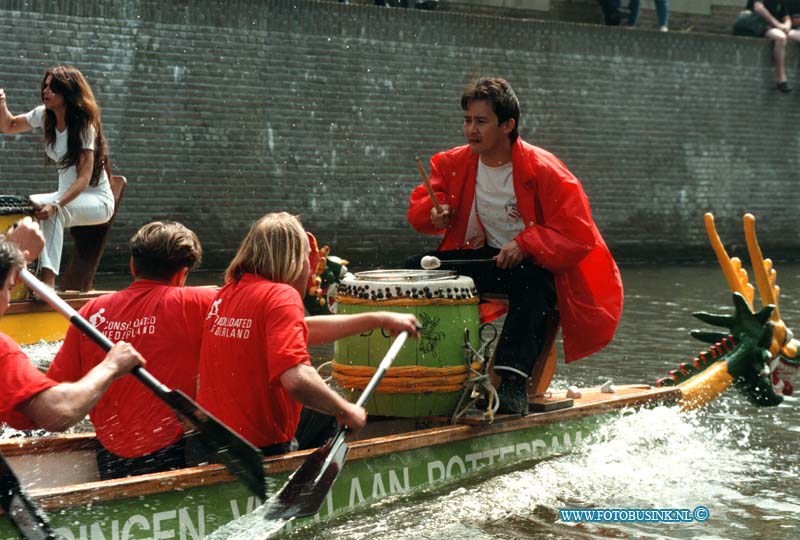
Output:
top-left (677, 360), bottom-right (733, 411)
top-left (0, 311), bottom-right (70, 345)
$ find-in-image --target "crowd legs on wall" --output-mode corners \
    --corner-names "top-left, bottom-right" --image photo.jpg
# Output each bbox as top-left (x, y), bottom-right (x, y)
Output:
top-left (598, 0), bottom-right (669, 32)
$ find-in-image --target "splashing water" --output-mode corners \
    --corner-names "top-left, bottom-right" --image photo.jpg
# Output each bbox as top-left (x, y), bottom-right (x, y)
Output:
top-left (225, 404), bottom-right (795, 540)
top-left (22, 340), bottom-right (61, 370)
top-left (206, 513), bottom-right (293, 540)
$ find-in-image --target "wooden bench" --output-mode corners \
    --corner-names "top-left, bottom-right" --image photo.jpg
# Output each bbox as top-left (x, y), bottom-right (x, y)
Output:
top-left (59, 175), bottom-right (127, 292)
top-left (480, 293), bottom-right (560, 395)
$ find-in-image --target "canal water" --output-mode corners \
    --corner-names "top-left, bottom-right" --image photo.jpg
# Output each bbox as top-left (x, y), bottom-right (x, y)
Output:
top-left (9, 264), bottom-right (800, 539)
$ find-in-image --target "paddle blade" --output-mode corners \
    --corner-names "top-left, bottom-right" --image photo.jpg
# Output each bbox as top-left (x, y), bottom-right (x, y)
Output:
top-left (163, 389), bottom-right (266, 499)
top-left (263, 432), bottom-right (350, 520)
top-left (261, 332), bottom-right (409, 522)
top-left (0, 454), bottom-right (57, 540)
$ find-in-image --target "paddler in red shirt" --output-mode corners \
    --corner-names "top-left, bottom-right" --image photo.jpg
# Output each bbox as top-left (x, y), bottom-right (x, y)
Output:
top-left (1, 218), bottom-right (143, 432)
top-left (407, 77), bottom-right (623, 414)
top-left (197, 212), bottom-right (419, 454)
top-left (47, 221), bottom-right (216, 479)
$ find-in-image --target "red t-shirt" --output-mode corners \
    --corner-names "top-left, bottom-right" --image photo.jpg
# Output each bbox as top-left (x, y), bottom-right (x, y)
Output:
top-left (0, 332), bottom-right (58, 429)
top-left (197, 274), bottom-right (311, 449)
top-left (47, 281), bottom-right (216, 458)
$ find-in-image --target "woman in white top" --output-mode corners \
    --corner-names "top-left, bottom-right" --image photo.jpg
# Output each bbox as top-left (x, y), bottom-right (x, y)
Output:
top-left (0, 65), bottom-right (114, 288)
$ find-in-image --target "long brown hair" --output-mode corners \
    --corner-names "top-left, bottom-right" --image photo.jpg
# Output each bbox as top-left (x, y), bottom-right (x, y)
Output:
top-left (41, 65), bottom-right (109, 186)
top-left (225, 213), bottom-right (307, 285)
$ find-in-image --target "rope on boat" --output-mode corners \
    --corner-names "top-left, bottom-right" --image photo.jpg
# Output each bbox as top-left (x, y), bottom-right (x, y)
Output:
top-left (331, 362), bottom-right (483, 393)
top-left (316, 360), bottom-right (333, 383)
top-left (450, 326), bottom-right (499, 424)
top-left (450, 363), bottom-right (498, 424)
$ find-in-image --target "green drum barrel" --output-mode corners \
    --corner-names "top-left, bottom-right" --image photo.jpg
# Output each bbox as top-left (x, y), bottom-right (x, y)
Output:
top-left (0, 196), bottom-right (34, 301)
top-left (333, 269), bottom-right (480, 417)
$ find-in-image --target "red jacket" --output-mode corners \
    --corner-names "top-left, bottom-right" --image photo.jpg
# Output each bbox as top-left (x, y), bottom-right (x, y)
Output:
top-left (408, 139), bottom-right (623, 362)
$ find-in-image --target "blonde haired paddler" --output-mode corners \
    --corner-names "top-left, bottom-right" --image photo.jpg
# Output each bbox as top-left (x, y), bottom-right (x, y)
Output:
top-left (197, 212), bottom-right (419, 455)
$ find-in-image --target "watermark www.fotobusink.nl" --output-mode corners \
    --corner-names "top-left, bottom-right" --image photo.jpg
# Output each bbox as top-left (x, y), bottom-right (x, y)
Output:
top-left (559, 506), bottom-right (710, 523)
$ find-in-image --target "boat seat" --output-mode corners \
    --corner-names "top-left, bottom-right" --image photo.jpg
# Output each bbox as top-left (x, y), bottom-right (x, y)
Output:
top-left (59, 175), bottom-right (127, 292)
top-left (479, 292), bottom-right (560, 396)
top-left (478, 293), bottom-right (511, 324)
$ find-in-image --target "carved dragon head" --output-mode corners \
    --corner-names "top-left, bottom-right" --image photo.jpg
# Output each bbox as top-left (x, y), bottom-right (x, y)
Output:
top-left (303, 231), bottom-right (349, 316)
top-left (690, 293), bottom-right (781, 406)
top-left (704, 213), bottom-right (799, 399)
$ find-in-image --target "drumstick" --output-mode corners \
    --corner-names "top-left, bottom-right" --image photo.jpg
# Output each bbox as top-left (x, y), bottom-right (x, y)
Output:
top-left (415, 156), bottom-right (443, 214)
top-left (421, 255), bottom-right (495, 270)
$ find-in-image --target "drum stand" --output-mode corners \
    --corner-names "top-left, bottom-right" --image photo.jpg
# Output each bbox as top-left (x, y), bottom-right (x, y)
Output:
top-left (450, 324), bottom-right (500, 424)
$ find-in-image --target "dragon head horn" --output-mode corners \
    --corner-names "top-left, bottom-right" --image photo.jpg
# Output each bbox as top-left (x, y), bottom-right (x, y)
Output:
top-left (743, 214), bottom-right (780, 321)
top-left (704, 213), bottom-right (755, 307)
top-left (742, 214), bottom-right (797, 360)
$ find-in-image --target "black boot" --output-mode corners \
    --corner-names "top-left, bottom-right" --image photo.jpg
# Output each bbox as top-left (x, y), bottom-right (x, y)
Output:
top-left (497, 374), bottom-right (529, 415)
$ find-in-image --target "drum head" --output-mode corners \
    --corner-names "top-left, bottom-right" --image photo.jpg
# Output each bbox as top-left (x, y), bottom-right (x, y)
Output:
top-left (353, 269), bottom-right (456, 282)
top-left (339, 269), bottom-right (477, 302)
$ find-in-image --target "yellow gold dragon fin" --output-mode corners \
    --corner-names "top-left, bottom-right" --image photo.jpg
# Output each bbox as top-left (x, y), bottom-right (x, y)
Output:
top-left (704, 212), bottom-right (799, 396)
top-left (743, 214), bottom-right (798, 358)
top-left (704, 213), bottom-right (755, 307)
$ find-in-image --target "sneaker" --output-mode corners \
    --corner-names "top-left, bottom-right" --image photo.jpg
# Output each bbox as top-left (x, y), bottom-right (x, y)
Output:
top-left (777, 81), bottom-right (792, 93)
top-left (496, 375), bottom-right (529, 415)
top-left (659, 26), bottom-right (669, 32)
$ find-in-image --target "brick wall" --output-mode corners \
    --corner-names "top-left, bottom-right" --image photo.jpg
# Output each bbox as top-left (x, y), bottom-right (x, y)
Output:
top-left (0, 0), bottom-right (798, 273)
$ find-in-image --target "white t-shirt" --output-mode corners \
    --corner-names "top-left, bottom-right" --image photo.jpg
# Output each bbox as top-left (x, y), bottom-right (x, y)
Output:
top-left (25, 105), bottom-right (112, 201)
top-left (465, 160), bottom-right (524, 249)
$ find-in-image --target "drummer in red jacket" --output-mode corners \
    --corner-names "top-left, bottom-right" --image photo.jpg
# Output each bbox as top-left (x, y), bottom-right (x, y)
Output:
top-left (407, 77), bottom-right (623, 414)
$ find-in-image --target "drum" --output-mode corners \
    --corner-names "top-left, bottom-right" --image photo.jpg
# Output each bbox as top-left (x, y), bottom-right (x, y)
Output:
top-left (332, 269), bottom-right (481, 417)
top-left (0, 196), bottom-right (34, 301)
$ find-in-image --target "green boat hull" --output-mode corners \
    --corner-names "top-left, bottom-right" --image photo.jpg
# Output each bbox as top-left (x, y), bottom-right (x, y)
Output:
top-left (1, 411), bottom-right (619, 539)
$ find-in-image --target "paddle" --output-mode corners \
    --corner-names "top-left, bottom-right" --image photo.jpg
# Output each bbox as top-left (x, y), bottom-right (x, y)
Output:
top-left (262, 331), bottom-right (410, 522)
top-left (0, 451), bottom-right (57, 539)
top-left (19, 269), bottom-right (267, 499)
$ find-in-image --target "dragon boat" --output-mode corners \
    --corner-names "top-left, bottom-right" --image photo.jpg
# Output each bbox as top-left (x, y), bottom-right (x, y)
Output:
top-left (0, 181), bottom-right (126, 346)
top-left (0, 213), bottom-right (797, 539)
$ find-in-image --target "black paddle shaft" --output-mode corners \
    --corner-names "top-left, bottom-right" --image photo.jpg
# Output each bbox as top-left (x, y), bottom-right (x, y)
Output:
top-left (263, 331), bottom-right (410, 521)
top-left (19, 269), bottom-right (267, 499)
top-left (0, 452), bottom-right (57, 540)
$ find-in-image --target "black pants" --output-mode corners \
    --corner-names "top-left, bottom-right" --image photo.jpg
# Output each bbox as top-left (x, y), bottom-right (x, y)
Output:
top-left (96, 438), bottom-right (187, 480)
top-left (404, 247), bottom-right (557, 379)
top-left (295, 407), bottom-right (338, 450)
